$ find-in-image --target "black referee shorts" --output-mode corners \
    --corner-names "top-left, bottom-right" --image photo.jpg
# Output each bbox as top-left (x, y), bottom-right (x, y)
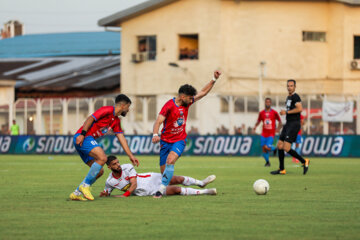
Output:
top-left (279, 121), bottom-right (301, 143)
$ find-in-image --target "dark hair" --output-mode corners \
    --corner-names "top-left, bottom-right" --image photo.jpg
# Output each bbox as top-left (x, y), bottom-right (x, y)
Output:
top-left (287, 79), bottom-right (296, 86)
top-left (178, 84), bottom-right (197, 96)
top-left (106, 155), bottom-right (117, 166)
top-left (115, 94), bottom-right (131, 104)
top-left (265, 97), bottom-right (271, 102)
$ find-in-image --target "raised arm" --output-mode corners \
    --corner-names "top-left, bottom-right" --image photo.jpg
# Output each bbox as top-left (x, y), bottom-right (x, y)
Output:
top-left (116, 133), bottom-right (139, 167)
top-left (193, 70), bottom-right (221, 102)
top-left (152, 114), bottom-right (166, 143)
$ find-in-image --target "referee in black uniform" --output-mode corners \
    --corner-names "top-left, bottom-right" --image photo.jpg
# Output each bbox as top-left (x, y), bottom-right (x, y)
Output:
top-left (271, 79), bottom-right (310, 175)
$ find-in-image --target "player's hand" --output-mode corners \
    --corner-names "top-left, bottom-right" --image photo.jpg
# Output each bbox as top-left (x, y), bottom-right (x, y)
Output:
top-left (130, 156), bottom-right (139, 167)
top-left (214, 70), bottom-right (222, 80)
top-left (152, 135), bottom-right (160, 144)
top-left (280, 110), bottom-right (286, 116)
top-left (76, 135), bottom-right (85, 146)
top-left (99, 191), bottom-right (110, 197)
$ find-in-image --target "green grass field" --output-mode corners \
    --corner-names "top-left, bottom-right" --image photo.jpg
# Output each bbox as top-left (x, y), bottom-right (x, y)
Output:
top-left (1, 155), bottom-right (360, 240)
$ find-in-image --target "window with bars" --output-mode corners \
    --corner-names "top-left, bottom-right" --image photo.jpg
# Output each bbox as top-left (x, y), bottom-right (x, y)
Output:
top-left (302, 31), bottom-right (326, 42)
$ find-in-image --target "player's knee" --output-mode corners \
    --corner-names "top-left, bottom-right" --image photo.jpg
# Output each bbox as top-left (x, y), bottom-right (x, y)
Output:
top-left (166, 158), bottom-right (176, 165)
top-left (284, 145), bottom-right (291, 152)
top-left (97, 156), bottom-right (107, 165)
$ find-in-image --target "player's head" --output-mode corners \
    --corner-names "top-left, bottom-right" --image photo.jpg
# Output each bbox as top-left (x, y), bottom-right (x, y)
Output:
top-left (106, 155), bottom-right (122, 173)
top-left (178, 84), bottom-right (197, 107)
top-left (12, 120), bottom-right (16, 124)
top-left (115, 94), bottom-right (132, 117)
top-left (287, 79), bottom-right (296, 94)
top-left (265, 98), bottom-right (272, 109)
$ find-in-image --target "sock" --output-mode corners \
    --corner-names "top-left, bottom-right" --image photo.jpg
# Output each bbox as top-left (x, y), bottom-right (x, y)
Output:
top-left (278, 149), bottom-right (285, 170)
top-left (262, 152), bottom-right (270, 163)
top-left (161, 164), bottom-right (174, 187)
top-left (75, 180), bottom-right (84, 192)
top-left (295, 146), bottom-right (301, 155)
top-left (83, 162), bottom-right (103, 185)
top-left (270, 145), bottom-right (276, 151)
top-left (182, 176), bottom-right (203, 186)
top-left (180, 187), bottom-right (208, 195)
top-left (74, 189), bottom-right (82, 196)
top-left (287, 149), bottom-right (306, 164)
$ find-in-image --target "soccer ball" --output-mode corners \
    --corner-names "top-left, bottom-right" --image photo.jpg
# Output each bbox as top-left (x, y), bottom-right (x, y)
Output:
top-left (253, 179), bottom-right (270, 195)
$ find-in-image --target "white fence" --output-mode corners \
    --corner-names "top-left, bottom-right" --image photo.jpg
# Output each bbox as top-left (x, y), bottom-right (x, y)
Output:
top-left (0, 94), bottom-right (359, 135)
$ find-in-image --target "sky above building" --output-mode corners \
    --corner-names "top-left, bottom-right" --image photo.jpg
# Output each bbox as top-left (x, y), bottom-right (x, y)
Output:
top-left (0, 0), bottom-right (147, 34)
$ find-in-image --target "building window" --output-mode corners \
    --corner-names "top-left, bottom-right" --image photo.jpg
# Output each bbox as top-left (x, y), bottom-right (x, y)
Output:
top-left (234, 97), bottom-right (245, 113)
top-left (354, 36), bottom-right (360, 59)
top-left (188, 103), bottom-right (196, 120)
top-left (302, 31), bottom-right (326, 42)
top-left (138, 36), bottom-right (156, 61)
top-left (179, 34), bottom-right (199, 60)
top-left (148, 96), bottom-right (157, 121)
top-left (247, 96), bottom-right (259, 113)
top-left (135, 97), bottom-right (143, 121)
top-left (220, 97), bottom-right (229, 113)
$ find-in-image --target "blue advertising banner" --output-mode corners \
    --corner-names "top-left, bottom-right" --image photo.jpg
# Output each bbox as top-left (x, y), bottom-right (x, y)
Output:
top-left (0, 135), bottom-right (358, 157)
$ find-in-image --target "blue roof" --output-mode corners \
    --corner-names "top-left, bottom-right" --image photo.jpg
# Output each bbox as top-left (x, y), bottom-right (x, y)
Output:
top-left (0, 32), bottom-right (121, 58)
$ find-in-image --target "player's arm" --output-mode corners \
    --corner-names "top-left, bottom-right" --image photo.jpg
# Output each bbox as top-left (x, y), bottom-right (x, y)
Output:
top-left (193, 70), bottom-right (221, 102)
top-left (99, 183), bottom-right (114, 197)
top-left (152, 114), bottom-right (166, 143)
top-left (280, 102), bottom-right (302, 115)
top-left (114, 177), bottom-right (137, 198)
top-left (288, 102), bottom-right (302, 114)
top-left (253, 113), bottom-right (262, 132)
top-left (116, 133), bottom-right (139, 167)
top-left (75, 116), bottom-right (95, 146)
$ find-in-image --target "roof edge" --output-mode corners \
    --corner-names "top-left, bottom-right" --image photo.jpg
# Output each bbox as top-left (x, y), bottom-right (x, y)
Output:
top-left (98, 0), bottom-right (179, 27)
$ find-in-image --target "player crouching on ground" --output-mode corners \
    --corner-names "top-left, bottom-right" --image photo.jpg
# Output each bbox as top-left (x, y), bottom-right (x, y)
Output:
top-left (100, 156), bottom-right (217, 197)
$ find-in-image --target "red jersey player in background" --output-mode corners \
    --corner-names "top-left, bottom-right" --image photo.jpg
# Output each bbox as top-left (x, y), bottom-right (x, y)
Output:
top-left (69, 94), bottom-right (139, 201)
top-left (292, 114), bottom-right (305, 163)
top-left (151, 70), bottom-right (221, 198)
top-left (253, 98), bottom-right (282, 167)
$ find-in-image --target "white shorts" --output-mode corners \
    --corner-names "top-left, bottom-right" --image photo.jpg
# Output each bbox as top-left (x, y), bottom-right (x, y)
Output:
top-left (132, 173), bottom-right (162, 196)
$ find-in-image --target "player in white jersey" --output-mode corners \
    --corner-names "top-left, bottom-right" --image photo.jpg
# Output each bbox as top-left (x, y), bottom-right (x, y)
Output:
top-left (100, 156), bottom-right (217, 197)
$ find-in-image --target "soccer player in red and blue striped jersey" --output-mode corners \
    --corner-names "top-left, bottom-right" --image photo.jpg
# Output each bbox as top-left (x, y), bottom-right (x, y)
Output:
top-left (69, 94), bottom-right (139, 201)
top-left (151, 70), bottom-right (221, 198)
top-left (254, 98), bottom-right (282, 167)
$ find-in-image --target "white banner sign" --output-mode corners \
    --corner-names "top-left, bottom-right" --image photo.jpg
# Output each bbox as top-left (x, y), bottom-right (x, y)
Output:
top-left (322, 100), bottom-right (354, 122)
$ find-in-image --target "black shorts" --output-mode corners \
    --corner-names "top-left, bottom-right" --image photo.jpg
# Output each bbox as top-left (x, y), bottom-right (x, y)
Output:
top-left (279, 121), bottom-right (300, 143)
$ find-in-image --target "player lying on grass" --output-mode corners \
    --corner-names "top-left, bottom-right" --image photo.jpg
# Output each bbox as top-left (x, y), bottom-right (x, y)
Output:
top-left (99, 155), bottom-right (217, 198)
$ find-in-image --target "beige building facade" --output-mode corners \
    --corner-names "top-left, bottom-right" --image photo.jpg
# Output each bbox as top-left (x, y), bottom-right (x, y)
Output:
top-left (99, 0), bottom-right (360, 135)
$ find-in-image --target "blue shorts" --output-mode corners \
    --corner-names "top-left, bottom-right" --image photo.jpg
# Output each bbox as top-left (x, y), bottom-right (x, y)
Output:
top-left (295, 134), bottom-right (302, 144)
top-left (159, 140), bottom-right (186, 166)
top-left (73, 133), bottom-right (100, 164)
top-left (260, 136), bottom-right (274, 148)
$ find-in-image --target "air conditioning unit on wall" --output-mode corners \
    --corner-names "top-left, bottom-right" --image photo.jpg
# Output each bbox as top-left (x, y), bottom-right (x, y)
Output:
top-left (350, 60), bottom-right (360, 70)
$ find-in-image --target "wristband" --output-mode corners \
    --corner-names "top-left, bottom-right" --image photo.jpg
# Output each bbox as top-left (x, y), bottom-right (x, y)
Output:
top-left (122, 190), bottom-right (131, 197)
top-left (212, 76), bottom-right (218, 82)
top-left (81, 130), bottom-right (87, 136)
top-left (153, 133), bottom-right (159, 137)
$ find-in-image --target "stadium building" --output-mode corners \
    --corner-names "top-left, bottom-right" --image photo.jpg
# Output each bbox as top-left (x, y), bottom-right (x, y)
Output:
top-left (98, 0), bottom-right (360, 135)
top-left (0, 32), bottom-right (120, 135)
